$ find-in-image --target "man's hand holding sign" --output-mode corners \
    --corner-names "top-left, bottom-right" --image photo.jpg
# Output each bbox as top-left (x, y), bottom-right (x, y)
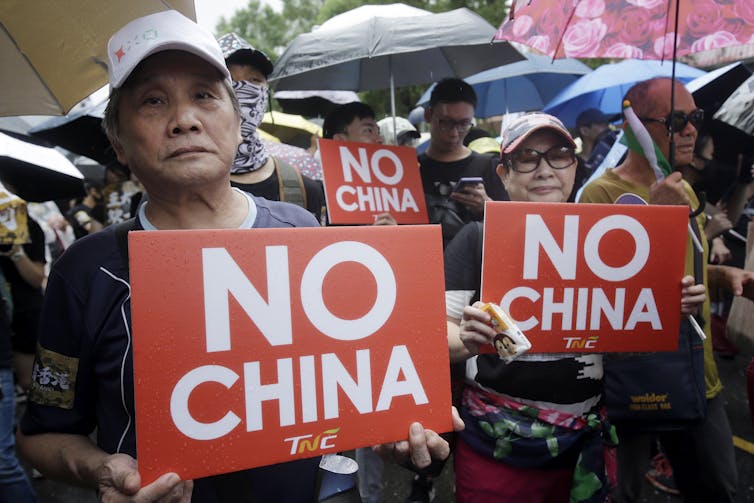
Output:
top-left (129, 225), bottom-right (452, 483)
top-left (319, 139), bottom-right (428, 225)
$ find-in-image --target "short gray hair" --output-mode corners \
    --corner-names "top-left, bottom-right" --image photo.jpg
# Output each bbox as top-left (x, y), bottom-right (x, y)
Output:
top-left (103, 79), bottom-right (241, 150)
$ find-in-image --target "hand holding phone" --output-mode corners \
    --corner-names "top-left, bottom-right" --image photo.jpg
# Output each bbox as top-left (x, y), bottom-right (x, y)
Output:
top-left (452, 177), bottom-right (484, 192)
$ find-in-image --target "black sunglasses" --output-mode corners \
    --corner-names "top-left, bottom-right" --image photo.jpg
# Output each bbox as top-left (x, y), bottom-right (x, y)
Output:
top-left (639, 108), bottom-right (704, 133)
top-left (508, 146), bottom-right (577, 173)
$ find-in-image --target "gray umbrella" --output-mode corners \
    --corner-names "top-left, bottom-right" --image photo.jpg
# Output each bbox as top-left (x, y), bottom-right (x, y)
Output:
top-left (270, 8), bottom-right (523, 121)
top-left (714, 74), bottom-right (754, 136)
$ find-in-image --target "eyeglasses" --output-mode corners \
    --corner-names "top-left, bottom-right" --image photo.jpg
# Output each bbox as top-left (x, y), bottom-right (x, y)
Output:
top-left (436, 118), bottom-right (474, 133)
top-left (639, 109), bottom-right (704, 133)
top-left (509, 146), bottom-right (576, 173)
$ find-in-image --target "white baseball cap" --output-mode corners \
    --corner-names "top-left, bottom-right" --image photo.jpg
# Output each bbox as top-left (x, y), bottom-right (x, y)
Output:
top-left (107, 10), bottom-right (231, 88)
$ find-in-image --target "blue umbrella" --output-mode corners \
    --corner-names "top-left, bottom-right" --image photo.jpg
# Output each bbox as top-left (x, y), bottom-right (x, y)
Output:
top-left (417, 52), bottom-right (591, 118)
top-left (543, 59), bottom-right (705, 129)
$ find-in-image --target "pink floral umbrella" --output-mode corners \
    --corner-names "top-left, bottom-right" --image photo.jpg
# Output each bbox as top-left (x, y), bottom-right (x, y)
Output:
top-left (495, 0), bottom-right (754, 60)
top-left (495, 0), bottom-right (754, 166)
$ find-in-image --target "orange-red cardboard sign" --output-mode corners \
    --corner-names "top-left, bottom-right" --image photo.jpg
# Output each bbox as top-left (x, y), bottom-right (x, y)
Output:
top-left (319, 138), bottom-right (429, 224)
top-left (129, 225), bottom-right (451, 483)
top-left (481, 202), bottom-right (688, 353)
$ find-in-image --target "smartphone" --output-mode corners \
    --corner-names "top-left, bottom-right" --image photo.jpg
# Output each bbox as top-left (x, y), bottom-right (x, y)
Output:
top-left (453, 177), bottom-right (484, 192)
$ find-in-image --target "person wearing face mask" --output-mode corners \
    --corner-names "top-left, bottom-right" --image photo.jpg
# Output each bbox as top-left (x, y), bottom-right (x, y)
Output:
top-left (218, 33), bottom-right (326, 224)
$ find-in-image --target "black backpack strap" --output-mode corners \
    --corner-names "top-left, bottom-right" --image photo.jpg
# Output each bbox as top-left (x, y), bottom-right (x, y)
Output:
top-left (114, 218), bottom-right (136, 266)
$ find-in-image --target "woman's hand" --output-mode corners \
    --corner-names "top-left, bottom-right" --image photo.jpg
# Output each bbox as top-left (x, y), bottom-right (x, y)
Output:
top-left (457, 302), bottom-right (497, 356)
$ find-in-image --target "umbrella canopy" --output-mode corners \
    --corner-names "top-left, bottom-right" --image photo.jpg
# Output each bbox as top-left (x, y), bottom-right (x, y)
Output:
top-left (714, 75), bottom-right (754, 136)
top-left (0, 0), bottom-right (195, 117)
top-left (0, 131), bottom-right (85, 202)
top-left (493, 0), bottom-right (754, 60)
top-left (417, 52), bottom-right (591, 118)
top-left (273, 90), bottom-right (361, 118)
top-left (29, 97), bottom-right (111, 164)
top-left (270, 8), bottom-right (524, 92)
top-left (260, 112), bottom-right (322, 149)
top-left (542, 59), bottom-right (704, 128)
top-left (686, 62), bottom-right (753, 117)
top-left (313, 3), bottom-right (430, 31)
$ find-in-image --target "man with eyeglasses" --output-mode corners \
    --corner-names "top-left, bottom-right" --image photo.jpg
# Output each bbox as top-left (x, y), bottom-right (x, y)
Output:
top-left (419, 78), bottom-right (507, 249)
top-left (581, 77), bottom-right (754, 503)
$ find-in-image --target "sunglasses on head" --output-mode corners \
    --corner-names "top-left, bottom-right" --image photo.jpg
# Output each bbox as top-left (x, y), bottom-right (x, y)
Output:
top-left (639, 109), bottom-right (704, 133)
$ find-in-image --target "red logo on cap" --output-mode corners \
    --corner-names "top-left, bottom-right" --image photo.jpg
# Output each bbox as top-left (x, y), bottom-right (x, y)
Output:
top-left (115, 46), bottom-right (126, 63)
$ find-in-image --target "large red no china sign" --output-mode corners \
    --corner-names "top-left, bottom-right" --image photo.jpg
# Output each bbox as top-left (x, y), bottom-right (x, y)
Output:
top-left (129, 225), bottom-right (450, 483)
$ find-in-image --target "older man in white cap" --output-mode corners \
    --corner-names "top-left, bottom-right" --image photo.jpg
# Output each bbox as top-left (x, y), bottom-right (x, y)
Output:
top-left (17, 10), bottom-right (458, 502)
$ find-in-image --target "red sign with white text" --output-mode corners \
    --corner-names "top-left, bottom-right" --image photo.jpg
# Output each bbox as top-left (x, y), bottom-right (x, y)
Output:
top-left (129, 225), bottom-right (450, 483)
top-left (319, 139), bottom-right (428, 224)
top-left (481, 202), bottom-right (688, 353)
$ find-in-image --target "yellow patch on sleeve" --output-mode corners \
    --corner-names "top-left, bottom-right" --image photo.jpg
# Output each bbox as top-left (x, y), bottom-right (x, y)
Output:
top-left (27, 344), bottom-right (78, 409)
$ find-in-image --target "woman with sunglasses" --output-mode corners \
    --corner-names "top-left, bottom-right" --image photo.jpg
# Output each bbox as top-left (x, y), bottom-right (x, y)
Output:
top-left (444, 113), bottom-right (616, 503)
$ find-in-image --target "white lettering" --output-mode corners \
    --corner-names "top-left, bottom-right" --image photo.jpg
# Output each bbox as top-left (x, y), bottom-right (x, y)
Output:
top-left (370, 149), bottom-right (403, 185)
top-left (523, 214), bottom-right (579, 280)
top-left (376, 345), bottom-right (428, 411)
top-left (203, 247), bottom-right (291, 352)
top-left (244, 359), bottom-right (295, 432)
top-left (170, 365), bottom-right (240, 440)
top-left (301, 241), bottom-right (396, 340)
top-left (624, 288), bottom-right (662, 329)
top-left (334, 186), bottom-right (419, 213)
top-left (322, 350), bottom-right (372, 419)
top-left (541, 287), bottom-right (573, 330)
top-left (284, 434), bottom-right (312, 455)
top-left (500, 286), bottom-right (540, 331)
top-left (502, 287), bottom-right (661, 332)
top-left (340, 147), bottom-right (371, 183)
top-left (336, 186), bottom-right (358, 211)
top-left (590, 288), bottom-right (625, 330)
top-left (584, 215), bottom-right (649, 281)
top-left (300, 355), bottom-right (318, 423)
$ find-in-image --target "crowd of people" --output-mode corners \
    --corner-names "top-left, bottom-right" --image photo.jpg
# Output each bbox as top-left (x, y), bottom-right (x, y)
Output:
top-left (1, 8), bottom-right (753, 503)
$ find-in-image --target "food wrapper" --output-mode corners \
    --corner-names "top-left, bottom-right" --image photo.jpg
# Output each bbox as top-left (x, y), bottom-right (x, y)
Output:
top-left (0, 185), bottom-right (30, 245)
top-left (480, 302), bottom-right (531, 363)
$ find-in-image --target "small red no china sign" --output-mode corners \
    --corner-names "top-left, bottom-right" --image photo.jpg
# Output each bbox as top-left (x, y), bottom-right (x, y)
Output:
top-left (129, 225), bottom-right (450, 483)
top-left (319, 138), bottom-right (428, 224)
top-left (481, 202), bottom-right (689, 353)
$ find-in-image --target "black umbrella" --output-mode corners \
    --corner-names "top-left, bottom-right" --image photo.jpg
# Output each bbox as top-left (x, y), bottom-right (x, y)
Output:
top-left (0, 130), bottom-right (85, 202)
top-left (274, 90), bottom-right (361, 118)
top-left (686, 62), bottom-right (753, 117)
top-left (29, 98), bottom-right (114, 164)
